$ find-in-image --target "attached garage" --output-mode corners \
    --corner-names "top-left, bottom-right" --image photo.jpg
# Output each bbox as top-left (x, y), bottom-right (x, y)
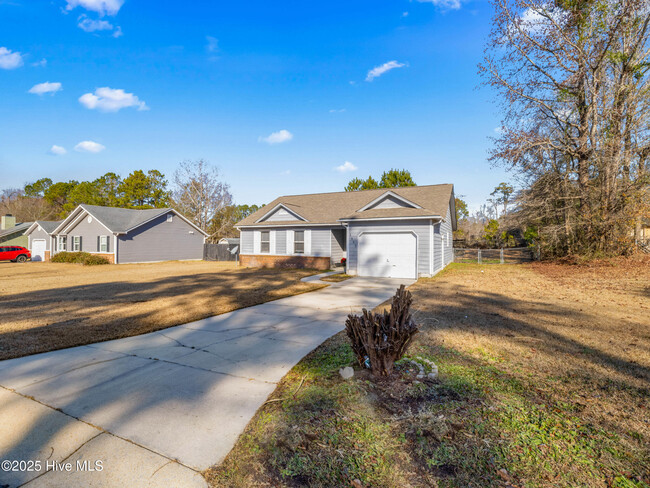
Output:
top-left (357, 232), bottom-right (417, 279)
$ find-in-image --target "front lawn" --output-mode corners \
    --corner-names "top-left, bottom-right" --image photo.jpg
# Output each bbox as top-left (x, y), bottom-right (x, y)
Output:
top-left (0, 261), bottom-right (324, 360)
top-left (207, 259), bottom-right (650, 488)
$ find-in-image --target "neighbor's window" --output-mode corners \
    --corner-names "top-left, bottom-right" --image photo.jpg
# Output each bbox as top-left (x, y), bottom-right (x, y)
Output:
top-left (58, 236), bottom-right (67, 251)
top-left (167, 214), bottom-right (173, 223)
top-left (100, 236), bottom-right (108, 253)
top-left (72, 236), bottom-right (81, 252)
top-left (294, 230), bottom-right (305, 254)
top-left (260, 231), bottom-right (270, 253)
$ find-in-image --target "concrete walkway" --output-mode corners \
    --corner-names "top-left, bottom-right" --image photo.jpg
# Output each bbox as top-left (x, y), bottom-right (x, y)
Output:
top-left (0, 277), bottom-right (413, 488)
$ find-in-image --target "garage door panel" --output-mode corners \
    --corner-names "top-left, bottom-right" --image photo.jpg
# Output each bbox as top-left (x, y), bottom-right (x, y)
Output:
top-left (357, 233), bottom-right (416, 279)
top-left (31, 240), bottom-right (46, 262)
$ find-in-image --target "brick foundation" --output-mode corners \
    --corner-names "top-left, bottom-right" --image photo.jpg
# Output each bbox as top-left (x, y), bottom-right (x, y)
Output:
top-left (240, 254), bottom-right (331, 270)
top-left (95, 253), bottom-right (115, 264)
top-left (44, 251), bottom-right (51, 262)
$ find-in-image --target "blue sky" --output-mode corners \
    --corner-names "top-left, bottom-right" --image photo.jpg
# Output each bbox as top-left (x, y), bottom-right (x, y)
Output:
top-left (0, 0), bottom-right (509, 211)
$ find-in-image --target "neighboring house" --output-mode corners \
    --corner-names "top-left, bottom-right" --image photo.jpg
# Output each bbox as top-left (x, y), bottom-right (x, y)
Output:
top-left (25, 204), bottom-right (207, 264)
top-left (24, 221), bottom-right (61, 261)
top-left (235, 184), bottom-right (456, 279)
top-left (0, 215), bottom-right (33, 248)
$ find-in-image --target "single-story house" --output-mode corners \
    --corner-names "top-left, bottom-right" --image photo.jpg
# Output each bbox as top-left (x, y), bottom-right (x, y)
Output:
top-left (26, 204), bottom-right (207, 264)
top-left (23, 220), bottom-right (61, 261)
top-left (0, 215), bottom-right (33, 247)
top-left (235, 184), bottom-right (456, 279)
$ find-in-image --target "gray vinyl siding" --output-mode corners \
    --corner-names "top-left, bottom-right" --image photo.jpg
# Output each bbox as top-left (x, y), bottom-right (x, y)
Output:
top-left (275, 230), bottom-right (287, 254)
top-left (311, 229), bottom-right (330, 257)
top-left (241, 230), bottom-right (254, 254)
top-left (330, 229), bottom-right (346, 265)
top-left (60, 217), bottom-right (111, 253)
top-left (117, 212), bottom-right (204, 263)
top-left (262, 207), bottom-right (301, 222)
top-left (348, 220), bottom-right (431, 277)
top-left (433, 223), bottom-right (442, 273)
top-left (441, 207), bottom-right (454, 266)
top-left (28, 227), bottom-right (52, 252)
top-left (369, 195), bottom-right (412, 209)
top-left (431, 204), bottom-right (454, 272)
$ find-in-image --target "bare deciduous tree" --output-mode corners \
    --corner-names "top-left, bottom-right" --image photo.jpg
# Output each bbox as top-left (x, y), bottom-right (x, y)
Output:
top-left (481, 0), bottom-right (650, 256)
top-left (173, 160), bottom-right (232, 241)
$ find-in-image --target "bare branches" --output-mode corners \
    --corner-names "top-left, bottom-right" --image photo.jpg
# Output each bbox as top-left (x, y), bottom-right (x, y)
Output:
top-left (481, 0), bottom-right (650, 256)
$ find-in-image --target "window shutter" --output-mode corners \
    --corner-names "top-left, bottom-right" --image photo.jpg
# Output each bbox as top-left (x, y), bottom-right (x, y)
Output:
top-left (79, 236), bottom-right (82, 252)
top-left (287, 230), bottom-right (294, 254)
top-left (253, 231), bottom-right (261, 254)
top-left (304, 230), bottom-right (311, 256)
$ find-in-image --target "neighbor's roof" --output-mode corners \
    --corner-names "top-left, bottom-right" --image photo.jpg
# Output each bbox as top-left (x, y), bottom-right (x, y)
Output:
top-left (52, 204), bottom-right (209, 236)
top-left (218, 237), bottom-right (240, 245)
top-left (78, 204), bottom-right (171, 233)
top-left (0, 222), bottom-right (33, 239)
top-left (35, 221), bottom-right (62, 234)
top-left (236, 184), bottom-right (454, 227)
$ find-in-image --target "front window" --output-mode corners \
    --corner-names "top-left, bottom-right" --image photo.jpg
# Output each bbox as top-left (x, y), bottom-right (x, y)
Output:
top-left (72, 236), bottom-right (81, 252)
top-left (100, 236), bottom-right (108, 253)
top-left (58, 236), bottom-right (67, 251)
top-left (294, 230), bottom-right (304, 254)
top-left (260, 231), bottom-right (270, 253)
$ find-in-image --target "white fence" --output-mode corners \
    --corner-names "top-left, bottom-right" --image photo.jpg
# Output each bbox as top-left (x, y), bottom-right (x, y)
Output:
top-left (454, 247), bottom-right (536, 264)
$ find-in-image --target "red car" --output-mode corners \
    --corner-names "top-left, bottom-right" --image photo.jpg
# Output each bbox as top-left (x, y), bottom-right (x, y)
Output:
top-left (0, 245), bottom-right (31, 263)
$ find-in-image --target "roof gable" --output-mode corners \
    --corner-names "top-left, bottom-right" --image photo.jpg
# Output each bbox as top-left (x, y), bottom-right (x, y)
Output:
top-left (256, 204), bottom-right (307, 223)
top-left (357, 191), bottom-right (421, 212)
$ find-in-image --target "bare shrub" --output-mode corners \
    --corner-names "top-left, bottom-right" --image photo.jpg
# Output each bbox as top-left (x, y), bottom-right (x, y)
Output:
top-left (345, 285), bottom-right (419, 377)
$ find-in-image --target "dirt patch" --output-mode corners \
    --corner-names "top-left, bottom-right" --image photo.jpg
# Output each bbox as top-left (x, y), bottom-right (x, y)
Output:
top-left (0, 261), bottom-right (324, 360)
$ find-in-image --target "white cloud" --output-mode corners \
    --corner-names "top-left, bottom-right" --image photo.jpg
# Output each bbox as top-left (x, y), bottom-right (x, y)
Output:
top-left (206, 36), bottom-right (218, 53)
top-left (32, 58), bottom-right (47, 67)
top-left (335, 161), bottom-right (358, 173)
top-left (365, 60), bottom-right (406, 82)
top-left (79, 87), bottom-right (148, 112)
top-left (259, 129), bottom-right (293, 144)
top-left (74, 140), bottom-right (105, 153)
top-left (416, 0), bottom-right (462, 10)
top-left (329, 108), bottom-right (346, 113)
top-left (65, 0), bottom-right (123, 16)
top-left (112, 26), bottom-right (123, 37)
top-left (0, 47), bottom-right (23, 70)
top-left (49, 145), bottom-right (67, 155)
top-left (402, 11), bottom-right (409, 17)
top-left (29, 82), bottom-right (63, 95)
top-left (78, 15), bottom-right (114, 32)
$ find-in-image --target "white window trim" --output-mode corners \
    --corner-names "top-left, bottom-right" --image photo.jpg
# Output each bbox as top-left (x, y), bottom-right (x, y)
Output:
top-left (57, 236), bottom-right (67, 252)
top-left (294, 230), bottom-right (305, 254)
top-left (72, 236), bottom-right (81, 252)
top-left (100, 235), bottom-right (109, 253)
top-left (260, 230), bottom-right (271, 254)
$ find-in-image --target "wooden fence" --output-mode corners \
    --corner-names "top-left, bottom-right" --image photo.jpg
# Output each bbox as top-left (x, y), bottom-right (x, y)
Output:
top-left (454, 247), bottom-right (536, 264)
top-left (203, 243), bottom-right (239, 262)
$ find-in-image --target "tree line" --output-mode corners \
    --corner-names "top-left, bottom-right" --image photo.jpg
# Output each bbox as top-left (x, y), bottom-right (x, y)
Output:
top-left (0, 160), bottom-right (260, 242)
top-left (480, 0), bottom-right (650, 257)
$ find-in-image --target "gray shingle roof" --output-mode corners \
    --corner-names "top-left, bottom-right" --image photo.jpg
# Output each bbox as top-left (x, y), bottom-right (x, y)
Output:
top-left (79, 205), bottom-right (170, 233)
top-left (34, 221), bottom-right (62, 234)
top-left (236, 184), bottom-right (454, 227)
top-left (0, 222), bottom-right (33, 239)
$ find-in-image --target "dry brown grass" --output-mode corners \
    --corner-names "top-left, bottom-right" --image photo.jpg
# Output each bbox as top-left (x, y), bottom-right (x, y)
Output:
top-left (319, 273), bottom-right (352, 283)
top-left (208, 259), bottom-right (650, 488)
top-left (0, 261), bottom-right (324, 360)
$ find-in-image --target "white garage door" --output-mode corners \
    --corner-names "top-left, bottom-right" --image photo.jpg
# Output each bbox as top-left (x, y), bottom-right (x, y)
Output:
top-left (357, 232), bottom-right (416, 279)
top-left (32, 239), bottom-right (46, 261)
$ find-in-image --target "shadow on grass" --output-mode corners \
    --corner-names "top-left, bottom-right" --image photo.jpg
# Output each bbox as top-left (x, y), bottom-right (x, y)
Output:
top-left (0, 267), bottom-right (322, 360)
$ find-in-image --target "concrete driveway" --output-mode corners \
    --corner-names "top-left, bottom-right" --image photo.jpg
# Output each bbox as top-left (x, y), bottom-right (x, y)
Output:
top-left (0, 277), bottom-right (413, 488)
